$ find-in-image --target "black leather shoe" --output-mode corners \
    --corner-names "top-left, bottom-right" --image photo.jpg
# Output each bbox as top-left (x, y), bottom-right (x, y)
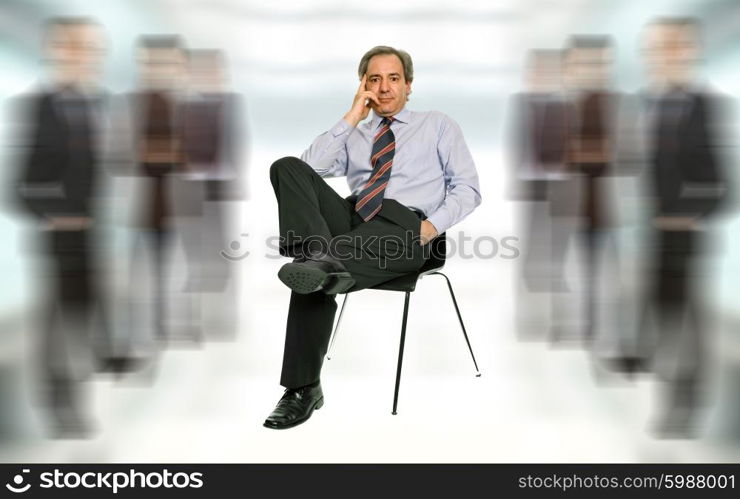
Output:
top-left (97, 356), bottom-right (148, 376)
top-left (263, 383), bottom-right (324, 430)
top-left (605, 356), bottom-right (652, 379)
top-left (278, 253), bottom-right (355, 294)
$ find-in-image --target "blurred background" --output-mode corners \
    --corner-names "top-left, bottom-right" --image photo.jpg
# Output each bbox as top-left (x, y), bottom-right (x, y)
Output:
top-left (1, 0), bottom-right (740, 462)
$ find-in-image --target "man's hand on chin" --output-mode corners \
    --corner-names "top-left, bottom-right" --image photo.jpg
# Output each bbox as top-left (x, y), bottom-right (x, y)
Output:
top-left (420, 220), bottom-right (438, 245)
top-left (343, 74), bottom-right (379, 127)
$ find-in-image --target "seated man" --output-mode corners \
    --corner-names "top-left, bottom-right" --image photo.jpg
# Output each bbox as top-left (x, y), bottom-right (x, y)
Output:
top-left (265, 45), bottom-right (482, 429)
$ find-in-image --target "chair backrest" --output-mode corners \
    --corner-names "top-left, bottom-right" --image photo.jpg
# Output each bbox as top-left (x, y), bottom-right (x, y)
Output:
top-left (419, 232), bottom-right (446, 273)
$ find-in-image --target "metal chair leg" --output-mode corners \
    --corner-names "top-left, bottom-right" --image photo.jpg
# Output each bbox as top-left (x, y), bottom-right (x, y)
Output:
top-left (430, 272), bottom-right (481, 376)
top-left (392, 292), bottom-right (411, 415)
top-left (327, 294), bottom-right (349, 360)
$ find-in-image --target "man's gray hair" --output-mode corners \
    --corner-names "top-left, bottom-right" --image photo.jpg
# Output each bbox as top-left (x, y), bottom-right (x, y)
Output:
top-left (357, 46), bottom-right (414, 82)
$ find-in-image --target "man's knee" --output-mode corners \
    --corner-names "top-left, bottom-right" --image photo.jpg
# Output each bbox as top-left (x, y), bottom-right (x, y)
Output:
top-left (270, 156), bottom-right (310, 184)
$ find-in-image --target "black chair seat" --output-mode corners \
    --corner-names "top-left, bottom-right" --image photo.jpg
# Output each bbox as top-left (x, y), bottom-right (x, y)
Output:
top-left (371, 264), bottom-right (444, 292)
top-left (365, 233), bottom-right (447, 293)
top-left (371, 273), bottom-right (420, 292)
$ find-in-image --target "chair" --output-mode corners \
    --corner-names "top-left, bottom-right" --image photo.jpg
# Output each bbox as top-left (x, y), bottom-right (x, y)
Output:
top-left (326, 233), bottom-right (481, 415)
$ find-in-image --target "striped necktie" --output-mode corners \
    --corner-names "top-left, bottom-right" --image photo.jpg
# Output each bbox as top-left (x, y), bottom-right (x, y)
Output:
top-left (355, 116), bottom-right (395, 221)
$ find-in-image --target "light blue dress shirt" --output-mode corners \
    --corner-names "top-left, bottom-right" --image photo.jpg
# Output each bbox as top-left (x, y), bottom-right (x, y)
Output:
top-left (300, 107), bottom-right (482, 234)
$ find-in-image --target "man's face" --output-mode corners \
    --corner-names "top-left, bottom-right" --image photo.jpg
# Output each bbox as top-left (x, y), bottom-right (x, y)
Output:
top-left (644, 24), bottom-right (698, 85)
top-left (140, 47), bottom-right (185, 90)
top-left (364, 53), bottom-right (411, 117)
top-left (188, 54), bottom-right (224, 93)
top-left (566, 47), bottom-right (610, 90)
top-left (47, 23), bottom-right (104, 86)
top-left (527, 54), bottom-right (562, 93)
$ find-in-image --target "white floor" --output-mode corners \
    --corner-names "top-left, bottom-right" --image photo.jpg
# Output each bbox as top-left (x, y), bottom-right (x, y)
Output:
top-left (2, 251), bottom-right (740, 463)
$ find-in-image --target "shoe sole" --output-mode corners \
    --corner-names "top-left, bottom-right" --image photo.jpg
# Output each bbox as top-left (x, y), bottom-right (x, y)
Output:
top-left (278, 263), bottom-right (354, 294)
top-left (263, 396), bottom-right (324, 430)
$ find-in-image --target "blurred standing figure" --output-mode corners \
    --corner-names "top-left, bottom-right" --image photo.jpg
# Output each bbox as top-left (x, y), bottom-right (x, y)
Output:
top-left (111, 36), bottom-right (187, 346)
top-left (179, 49), bottom-right (245, 340)
top-left (507, 50), bottom-right (569, 341)
top-left (556, 36), bottom-right (622, 346)
top-left (635, 18), bottom-right (728, 437)
top-left (14, 17), bottom-right (109, 437)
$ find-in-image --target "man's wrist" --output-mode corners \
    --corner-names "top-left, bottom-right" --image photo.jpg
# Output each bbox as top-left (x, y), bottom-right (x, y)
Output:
top-left (423, 219), bottom-right (438, 236)
top-left (425, 212), bottom-right (449, 237)
top-left (342, 112), bottom-right (361, 128)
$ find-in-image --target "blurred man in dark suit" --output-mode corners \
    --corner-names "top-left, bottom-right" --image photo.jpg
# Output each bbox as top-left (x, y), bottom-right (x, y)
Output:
top-left (634, 18), bottom-right (729, 437)
top-left (14, 17), bottom-right (110, 437)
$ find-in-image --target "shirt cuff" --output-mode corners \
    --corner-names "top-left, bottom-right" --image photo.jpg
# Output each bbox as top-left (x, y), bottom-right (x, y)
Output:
top-left (330, 119), bottom-right (352, 137)
top-left (426, 209), bottom-right (452, 236)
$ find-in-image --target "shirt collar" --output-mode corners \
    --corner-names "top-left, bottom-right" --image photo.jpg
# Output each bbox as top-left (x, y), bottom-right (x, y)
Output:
top-left (371, 107), bottom-right (411, 128)
top-left (645, 81), bottom-right (701, 99)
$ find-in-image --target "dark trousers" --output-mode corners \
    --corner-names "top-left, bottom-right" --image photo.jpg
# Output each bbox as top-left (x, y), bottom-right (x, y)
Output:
top-left (580, 226), bottom-right (608, 341)
top-left (638, 229), bottom-right (705, 411)
top-left (40, 229), bottom-right (110, 417)
top-left (270, 156), bottom-right (429, 388)
top-left (149, 228), bottom-right (171, 339)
